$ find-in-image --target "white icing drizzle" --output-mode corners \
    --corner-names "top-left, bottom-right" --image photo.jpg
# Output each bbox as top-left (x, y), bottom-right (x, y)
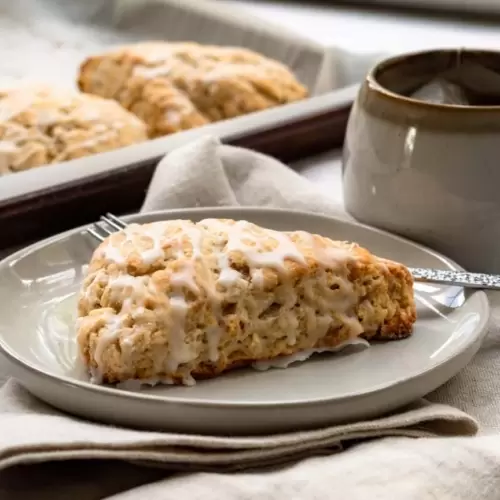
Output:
top-left (166, 224), bottom-right (223, 369)
top-left (170, 263), bottom-right (199, 294)
top-left (165, 294), bottom-right (195, 372)
top-left (225, 220), bottom-right (306, 272)
top-left (206, 325), bottom-right (221, 363)
top-left (116, 373), bottom-right (195, 390)
top-left (117, 376), bottom-right (175, 391)
top-left (295, 230), bottom-right (355, 269)
top-left (134, 63), bottom-right (172, 80)
top-left (108, 274), bottom-right (145, 293)
top-left (217, 253), bottom-right (241, 287)
top-left (102, 241), bottom-right (126, 265)
top-left (251, 269), bottom-right (265, 288)
top-left (93, 312), bottom-right (123, 372)
top-left (140, 223), bottom-right (168, 264)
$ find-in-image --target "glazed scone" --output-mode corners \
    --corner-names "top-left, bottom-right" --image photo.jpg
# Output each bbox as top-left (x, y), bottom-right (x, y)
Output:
top-left (78, 42), bottom-right (308, 137)
top-left (0, 85), bottom-right (147, 174)
top-left (77, 219), bottom-right (416, 385)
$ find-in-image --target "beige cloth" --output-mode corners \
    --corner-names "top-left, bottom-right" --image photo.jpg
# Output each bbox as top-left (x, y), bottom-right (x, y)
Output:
top-left (1, 136), bottom-right (500, 499)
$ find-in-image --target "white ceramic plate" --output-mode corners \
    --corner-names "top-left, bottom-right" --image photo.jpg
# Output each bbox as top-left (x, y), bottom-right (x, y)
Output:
top-left (0, 208), bottom-right (489, 435)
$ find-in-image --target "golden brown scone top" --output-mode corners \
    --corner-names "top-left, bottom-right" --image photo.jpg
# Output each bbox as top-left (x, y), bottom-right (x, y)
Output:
top-left (82, 218), bottom-right (368, 282)
top-left (0, 84), bottom-right (147, 174)
top-left (78, 42), bottom-right (309, 137)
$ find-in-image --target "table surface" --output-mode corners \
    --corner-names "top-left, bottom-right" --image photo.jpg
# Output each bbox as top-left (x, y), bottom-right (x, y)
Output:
top-left (224, 0), bottom-right (500, 54)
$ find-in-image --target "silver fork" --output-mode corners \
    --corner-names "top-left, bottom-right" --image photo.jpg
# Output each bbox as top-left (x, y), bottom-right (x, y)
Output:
top-left (87, 213), bottom-right (126, 242)
top-left (85, 213), bottom-right (500, 291)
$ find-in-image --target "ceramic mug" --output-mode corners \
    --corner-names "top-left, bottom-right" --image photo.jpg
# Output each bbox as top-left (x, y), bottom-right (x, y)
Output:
top-left (343, 48), bottom-right (500, 273)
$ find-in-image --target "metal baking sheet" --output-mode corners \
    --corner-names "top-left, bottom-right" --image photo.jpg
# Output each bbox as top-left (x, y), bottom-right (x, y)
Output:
top-left (0, 0), bottom-right (371, 250)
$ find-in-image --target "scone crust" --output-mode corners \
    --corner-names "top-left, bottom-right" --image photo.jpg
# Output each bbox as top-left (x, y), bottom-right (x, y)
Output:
top-left (0, 85), bottom-right (147, 173)
top-left (78, 42), bottom-right (309, 137)
top-left (77, 219), bottom-right (416, 385)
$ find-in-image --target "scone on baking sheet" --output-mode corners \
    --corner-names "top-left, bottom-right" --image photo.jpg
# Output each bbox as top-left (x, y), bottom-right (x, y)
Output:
top-left (0, 85), bottom-right (147, 174)
top-left (77, 42), bottom-right (309, 138)
top-left (77, 219), bottom-right (416, 386)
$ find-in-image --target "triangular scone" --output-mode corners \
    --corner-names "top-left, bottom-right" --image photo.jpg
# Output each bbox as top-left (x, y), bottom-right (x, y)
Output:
top-left (77, 219), bottom-right (416, 385)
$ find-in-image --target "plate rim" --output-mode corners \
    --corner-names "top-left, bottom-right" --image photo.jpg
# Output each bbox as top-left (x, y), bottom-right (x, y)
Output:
top-left (0, 206), bottom-right (490, 409)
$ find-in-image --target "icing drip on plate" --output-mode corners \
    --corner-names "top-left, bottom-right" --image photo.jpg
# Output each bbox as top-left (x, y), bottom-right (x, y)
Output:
top-left (252, 338), bottom-right (370, 371)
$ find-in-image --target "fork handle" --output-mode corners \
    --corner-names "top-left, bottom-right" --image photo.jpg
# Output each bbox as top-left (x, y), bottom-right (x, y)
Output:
top-left (409, 267), bottom-right (500, 290)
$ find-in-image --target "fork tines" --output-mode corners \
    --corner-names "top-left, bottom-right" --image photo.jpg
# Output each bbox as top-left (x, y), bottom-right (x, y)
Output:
top-left (86, 213), bottom-right (128, 242)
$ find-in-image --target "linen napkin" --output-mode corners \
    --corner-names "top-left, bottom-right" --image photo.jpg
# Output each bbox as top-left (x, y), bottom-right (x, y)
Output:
top-left (141, 135), bottom-right (348, 215)
top-left (1, 136), bottom-right (497, 500)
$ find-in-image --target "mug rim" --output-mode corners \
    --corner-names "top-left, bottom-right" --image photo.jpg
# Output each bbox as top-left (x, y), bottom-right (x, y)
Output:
top-left (368, 47), bottom-right (500, 112)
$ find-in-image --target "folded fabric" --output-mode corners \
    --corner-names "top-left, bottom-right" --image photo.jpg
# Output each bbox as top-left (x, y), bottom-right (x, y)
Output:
top-left (0, 379), bottom-right (477, 473)
top-left (142, 135), bottom-right (347, 216)
top-left (103, 432), bottom-right (500, 500)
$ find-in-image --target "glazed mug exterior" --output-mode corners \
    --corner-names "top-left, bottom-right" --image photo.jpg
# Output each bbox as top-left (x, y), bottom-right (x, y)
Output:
top-left (343, 49), bottom-right (500, 273)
